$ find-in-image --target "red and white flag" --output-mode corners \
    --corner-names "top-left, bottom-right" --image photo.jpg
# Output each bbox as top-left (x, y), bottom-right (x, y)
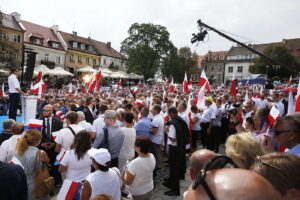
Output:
top-left (117, 79), bottom-right (122, 89)
top-left (87, 71), bottom-right (101, 93)
top-left (268, 105), bottom-right (280, 126)
top-left (196, 83), bottom-right (206, 109)
top-left (135, 99), bottom-right (143, 106)
top-left (57, 179), bottom-right (82, 200)
top-left (169, 78), bottom-right (175, 93)
top-left (68, 84), bottom-right (73, 95)
top-left (31, 72), bottom-right (47, 95)
top-left (230, 73), bottom-right (237, 96)
top-left (297, 77), bottom-right (300, 97)
top-left (295, 95), bottom-right (300, 112)
top-left (55, 111), bottom-right (65, 121)
top-left (133, 86), bottom-right (139, 94)
top-left (198, 70), bottom-right (211, 92)
top-left (183, 72), bottom-right (189, 93)
top-left (287, 91), bottom-right (295, 116)
top-left (288, 76), bottom-right (292, 85)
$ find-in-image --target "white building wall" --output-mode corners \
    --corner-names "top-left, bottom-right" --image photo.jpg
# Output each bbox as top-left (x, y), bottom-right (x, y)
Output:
top-left (25, 43), bottom-right (66, 68)
top-left (101, 55), bottom-right (126, 71)
top-left (224, 61), bottom-right (253, 82)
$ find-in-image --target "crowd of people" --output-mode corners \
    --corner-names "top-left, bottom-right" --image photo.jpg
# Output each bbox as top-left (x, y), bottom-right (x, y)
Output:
top-left (0, 68), bottom-right (300, 200)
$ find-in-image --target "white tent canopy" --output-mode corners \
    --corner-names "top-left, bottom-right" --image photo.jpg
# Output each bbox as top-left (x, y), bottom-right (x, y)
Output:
top-left (77, 66), bottom-right (96, 73)
top-left (33, 64), bottom-right (51, 76)
top-left (0, 69), bottom-right (9, 74)
top-left (48, 67), bottom-right (74, 76)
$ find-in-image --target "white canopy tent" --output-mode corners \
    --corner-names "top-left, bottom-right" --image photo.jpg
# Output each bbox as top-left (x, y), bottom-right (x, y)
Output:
top-left (77, 66), bottom-right (97, 73)
top-left (48, 67), bottom-right (74, 76)
top-left (33, 64), bottom-right (51, 76)
top-left (0, 69), bottom-right (9, 74)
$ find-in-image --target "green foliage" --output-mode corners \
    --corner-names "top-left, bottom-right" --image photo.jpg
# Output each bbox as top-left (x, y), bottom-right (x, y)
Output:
top-left (121, 23), bottom-right (173, 80)
top-left (249, 44), bottom-right (300, 78)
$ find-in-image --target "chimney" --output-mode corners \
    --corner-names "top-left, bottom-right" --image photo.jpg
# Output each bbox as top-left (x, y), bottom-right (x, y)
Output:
top-left (283, 39), bottom-right (286, 45)
top-left (11, 12), bottom-right (21, 22)
top-left (50, 25), bottom-right (59, 32)
top-left (73, 31), bottom-right (77, 37)
top-left (107, 42), bottom-right (111, 49)
top-left (88, 36), bottom-right (91, 41)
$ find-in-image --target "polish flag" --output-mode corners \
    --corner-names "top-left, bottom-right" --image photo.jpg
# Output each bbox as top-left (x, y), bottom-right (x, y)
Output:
top-left (295, 95), bottom-right (300, 112)
top-left (81, 83), bottom-right (86, 94)
top-left (230, 73), bottom-right (237, 96)
top-left (198, 70), bottom-right (211, 92)
top-left (169, 78), bottom-right (175, 93)
top-left (288, 76), bottom-right (292, 85)
top-left (95, 71), bottom-right (101, 91)
top-left (55, 111), bottom-right (65, 121)
top-left (87, 71), bottom-right (101, 93)
top-left (135, 99), bottom-right (143, 106)
top-left (31, 73), bottom-right (47, 94)
top-left (68, 84), bottom-right (73, 95)
top-left (196, 83), bottom-right (206, 109)
top-left (164, 79), bottom-right (169, 87)
top-left (56, 148), bottom-right (66, 164)
top-left (9, 156), bottom-right (24, 169)
top-left (297, 77), bottom-right (300, 97)
top-left (287, 91), bottom-right (295, 115)
top-left (133, 86), bottom-right (139, 94)
top-left (57, 179), bottom-right (83, 200)
top-left (35, 71), bottom-right (43, 84)
top-left (183, 72), bottom-right (189, 93)
top-left (28, 119), bottom-right (43, 131)
top-left (268, 105), bottom-right (280, 126)
top-left (138, 80), bottom-right (143, 88)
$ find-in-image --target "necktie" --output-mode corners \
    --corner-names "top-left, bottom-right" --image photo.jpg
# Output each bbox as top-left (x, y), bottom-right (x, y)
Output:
top-left (46, 119), bottom-right (51, 142)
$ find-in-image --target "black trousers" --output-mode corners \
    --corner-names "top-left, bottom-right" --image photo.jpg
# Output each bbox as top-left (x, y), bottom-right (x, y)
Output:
top-left (207, 126), bottom-right (220, 152)
top-left (200, 123), bottom-right (210, 148)
top-left (9, 93), bottom-right (20, 120)
top-left (111, 157), bottom-right (119, 168)
top-left (168, 145), bottom-right (180, 192)
top-left (191, 130), bottom-right (201, 149)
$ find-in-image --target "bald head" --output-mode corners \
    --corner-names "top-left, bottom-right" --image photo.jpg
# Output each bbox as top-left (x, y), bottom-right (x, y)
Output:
top-left (43, 104), bottom-right (53, 118)
top-left (185, 168), bottom-right (281, 200)
top-left (190, 149), bottom-right (216, 180)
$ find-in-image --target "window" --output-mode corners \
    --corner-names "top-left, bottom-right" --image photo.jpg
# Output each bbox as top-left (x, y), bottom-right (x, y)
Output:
top-left (86, 57), bottom-right (90, 64)
top-left (33, 38), bottom-right (42, 44)
top-left (228, 67), bottom-right (233, 73)
top-left (78, 55), bottom-right (82, 63)
top-left (93, 59), bottom-right (97, 65)
top-left (88, 45), bottom-right (93, 51)
top-left (81, 44), bottom-right (85, 49)
top-left (0, 32), bottom-right (7, 40)
top-left (52, 42), bottom-right (59, 48)
top-left (218, 65), bottom-right (222, 70)
top-left (13, 34), bottom-right (21, 43)
top-left (15, 53), bottom-right (19, 62)
top-left (56, 56), bottom-right (61, 64)
top-left (238, 66), bottom-right (243, 73)
top-left (44, 54), bottom-right (49, 61)
top-left (103, 59), bottom-right (106, 65)
top-left (73, 42), bottom-right (78, 48)
top-left (205, 65), bottom-right (207, 70)
top-left (70, 54), bottom-right (74, 61)
top-left (211, 65), bottom-right (215, 71)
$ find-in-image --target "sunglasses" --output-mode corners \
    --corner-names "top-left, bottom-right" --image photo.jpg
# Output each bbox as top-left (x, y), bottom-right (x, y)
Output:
top-left (274, 130), bottom-right (290, 136)
top-left (192, 156), bottom-right (237, 200)
top-left (42, 110), bottom-right (51, 112)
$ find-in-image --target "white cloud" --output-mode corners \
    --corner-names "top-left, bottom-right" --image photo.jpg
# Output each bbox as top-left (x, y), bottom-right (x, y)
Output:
top-left (1, 0), bottom-right (299, 55)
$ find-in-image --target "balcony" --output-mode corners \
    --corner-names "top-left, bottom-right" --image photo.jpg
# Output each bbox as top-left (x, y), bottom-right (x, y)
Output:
top-left (41, 60), bottom-right (55, 67)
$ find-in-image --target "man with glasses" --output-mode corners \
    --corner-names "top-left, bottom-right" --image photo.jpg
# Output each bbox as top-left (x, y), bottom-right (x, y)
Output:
top-left (185, 168), bottom-right (281, 200)
top-left (274, 115), bottom-right (300, 156)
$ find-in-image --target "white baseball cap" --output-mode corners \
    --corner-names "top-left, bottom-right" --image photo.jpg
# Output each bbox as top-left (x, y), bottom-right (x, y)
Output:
top-left (88, 148), bottom-right (111, 166)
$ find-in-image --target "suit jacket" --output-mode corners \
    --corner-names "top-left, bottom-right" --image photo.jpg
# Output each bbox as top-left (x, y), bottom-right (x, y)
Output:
top-left (83, 107), bottom-right (95, 124)
top-left (38, 117), bottom-right (63, 164)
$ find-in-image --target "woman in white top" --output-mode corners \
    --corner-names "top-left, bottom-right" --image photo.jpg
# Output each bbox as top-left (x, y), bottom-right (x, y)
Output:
top-left (58, 130), bottom-right (92, 182)
top-left (124, 135), bottom-right (156, 200)
top-left (191, 105), bottom-right (201, 151)
top-left (119, 112), bottom-right (136, 175)
top-left (81, 148), bottom-right (121, 200)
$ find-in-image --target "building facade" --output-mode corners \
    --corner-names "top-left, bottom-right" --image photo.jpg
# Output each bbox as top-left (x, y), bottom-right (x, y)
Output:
top-left (20, 20), bottom-right (66, 69)
top-left (0, 12), bottom-right (24, 69)
top-left (201, 51), bottom-right (228, 84)
top-left (57, 31), bottom-right (101, 73)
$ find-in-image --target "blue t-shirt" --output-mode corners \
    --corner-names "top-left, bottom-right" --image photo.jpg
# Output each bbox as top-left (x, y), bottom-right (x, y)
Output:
top-left (134, 117), bottom-right (152, 137)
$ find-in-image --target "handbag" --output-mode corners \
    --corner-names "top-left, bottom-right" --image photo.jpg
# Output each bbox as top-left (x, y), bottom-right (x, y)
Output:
top-left (111, 167), bottom-right (133, 200)
top-left (34, 150), bottom-right (55, 198)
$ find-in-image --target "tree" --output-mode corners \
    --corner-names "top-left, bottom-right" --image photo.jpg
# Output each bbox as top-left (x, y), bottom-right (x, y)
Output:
top-left (249, 44), bottom-right (300, 79)
top-left (120, 23), bottom-right (173, 80)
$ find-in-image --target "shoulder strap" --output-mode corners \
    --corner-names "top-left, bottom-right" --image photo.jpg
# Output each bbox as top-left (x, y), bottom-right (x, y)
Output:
top-left (34, 150), bottom-right (41, 172)
top-left (68, 126), bottom-right (76, 135)
top-left (103, 127), bottom-right (109, 149)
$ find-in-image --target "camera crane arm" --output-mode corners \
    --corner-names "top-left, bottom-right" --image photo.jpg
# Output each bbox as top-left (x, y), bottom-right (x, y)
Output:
top-left (192, 19), bottom-right (298, 75)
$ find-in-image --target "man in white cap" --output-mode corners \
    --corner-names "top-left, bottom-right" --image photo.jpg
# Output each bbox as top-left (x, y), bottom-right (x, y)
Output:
top-left (81, 148), bottom-right (121, 200)
top-left (93, 110), bottom-right (125, 168)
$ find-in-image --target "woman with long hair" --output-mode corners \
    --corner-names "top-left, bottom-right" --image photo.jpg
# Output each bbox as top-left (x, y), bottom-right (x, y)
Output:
top-left (58, 130), bottom-right (92, 182)
top-left (16, 129), bottom-right (50, 200)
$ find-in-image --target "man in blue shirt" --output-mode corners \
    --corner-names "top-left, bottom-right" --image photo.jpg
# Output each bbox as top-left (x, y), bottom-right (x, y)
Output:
top-left (134, 107), bottom-right (152, 137)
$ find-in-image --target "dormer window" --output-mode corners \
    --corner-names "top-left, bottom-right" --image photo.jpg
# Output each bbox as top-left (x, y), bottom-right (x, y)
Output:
top-left (52, 42), bottom-right (59, 48)
top-left (32, 38), bottom-right (42, 44)
top-left (81, 44), bottom-right (85, 49)
top-left (73, 42), bottom-right (78, 48)
top-left (88, 45), bottom-right (93, 51)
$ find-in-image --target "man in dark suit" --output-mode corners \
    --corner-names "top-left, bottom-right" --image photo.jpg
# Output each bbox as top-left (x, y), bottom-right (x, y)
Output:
top-left (83, 97), bottom-right (96, 124)
top-left (0, 119), bottom-right (16, 145)
top-left (39, 104), bottom-right (63, 185)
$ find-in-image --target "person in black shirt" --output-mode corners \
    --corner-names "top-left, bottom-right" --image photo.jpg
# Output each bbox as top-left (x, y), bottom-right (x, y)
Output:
top-left (0, 119), bottom-right (16, 145)
top-left (0, 161), bottom-right (28, 200)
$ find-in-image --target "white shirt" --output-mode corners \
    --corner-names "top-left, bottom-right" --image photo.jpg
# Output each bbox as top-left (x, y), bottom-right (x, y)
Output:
top-left (86, 169), bottom-right (121, 200)
top-left (127, 154), bottom-right (156, 195)
top-left (274, 101), bottom-right (285, 115)
top-left (77, 120), bottom-right (92, 132)
top-left (151, 114), bottom-right (164, 144)
top-left (0, 134), bottom-right (22, 162)
top-left (8, 74), bottom-right (20, 93)
top-left (167, 125), bottom-right (177, 146)
top-left (242, 111), bottom-right (253, 129)
top-left (179, 110), bottom-right (190, 127)
top-left (191, 113), bottom-right (201, 131)
top-left (256, 99), bottom-right (268, 109)
top-left (92, 117), bottom-right (105, 137)
top-left (55, 124), bottom-right (84, 151)
top-left (201, 106), bottom-right (216, 123)
top-left (60, 149), bottom-right (92, 182)
top-left (119, 127), bottom-right (136, 161)
top-left (214, 107), bottom-right (222, 127)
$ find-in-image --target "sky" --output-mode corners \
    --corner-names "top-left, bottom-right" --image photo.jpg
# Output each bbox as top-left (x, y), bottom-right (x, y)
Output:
top-left (1, 0), bottom-right (300, 56)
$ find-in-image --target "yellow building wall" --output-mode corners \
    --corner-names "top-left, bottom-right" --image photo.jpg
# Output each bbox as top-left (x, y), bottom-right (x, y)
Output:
top-left (65, 50), bottom-right (101, 71)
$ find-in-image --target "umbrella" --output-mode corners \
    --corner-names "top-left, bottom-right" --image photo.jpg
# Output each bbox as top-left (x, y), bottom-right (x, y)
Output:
top-left (34, 64), bottom-right (51, 76)
top-left (48, 67), bottom-right (74, 76)
top-left (0, 69), bottom-right (9, 74)
top-left (77, 66), bottom-right (96, 73)
top-left (109, 71), bottom-right (129, 79)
